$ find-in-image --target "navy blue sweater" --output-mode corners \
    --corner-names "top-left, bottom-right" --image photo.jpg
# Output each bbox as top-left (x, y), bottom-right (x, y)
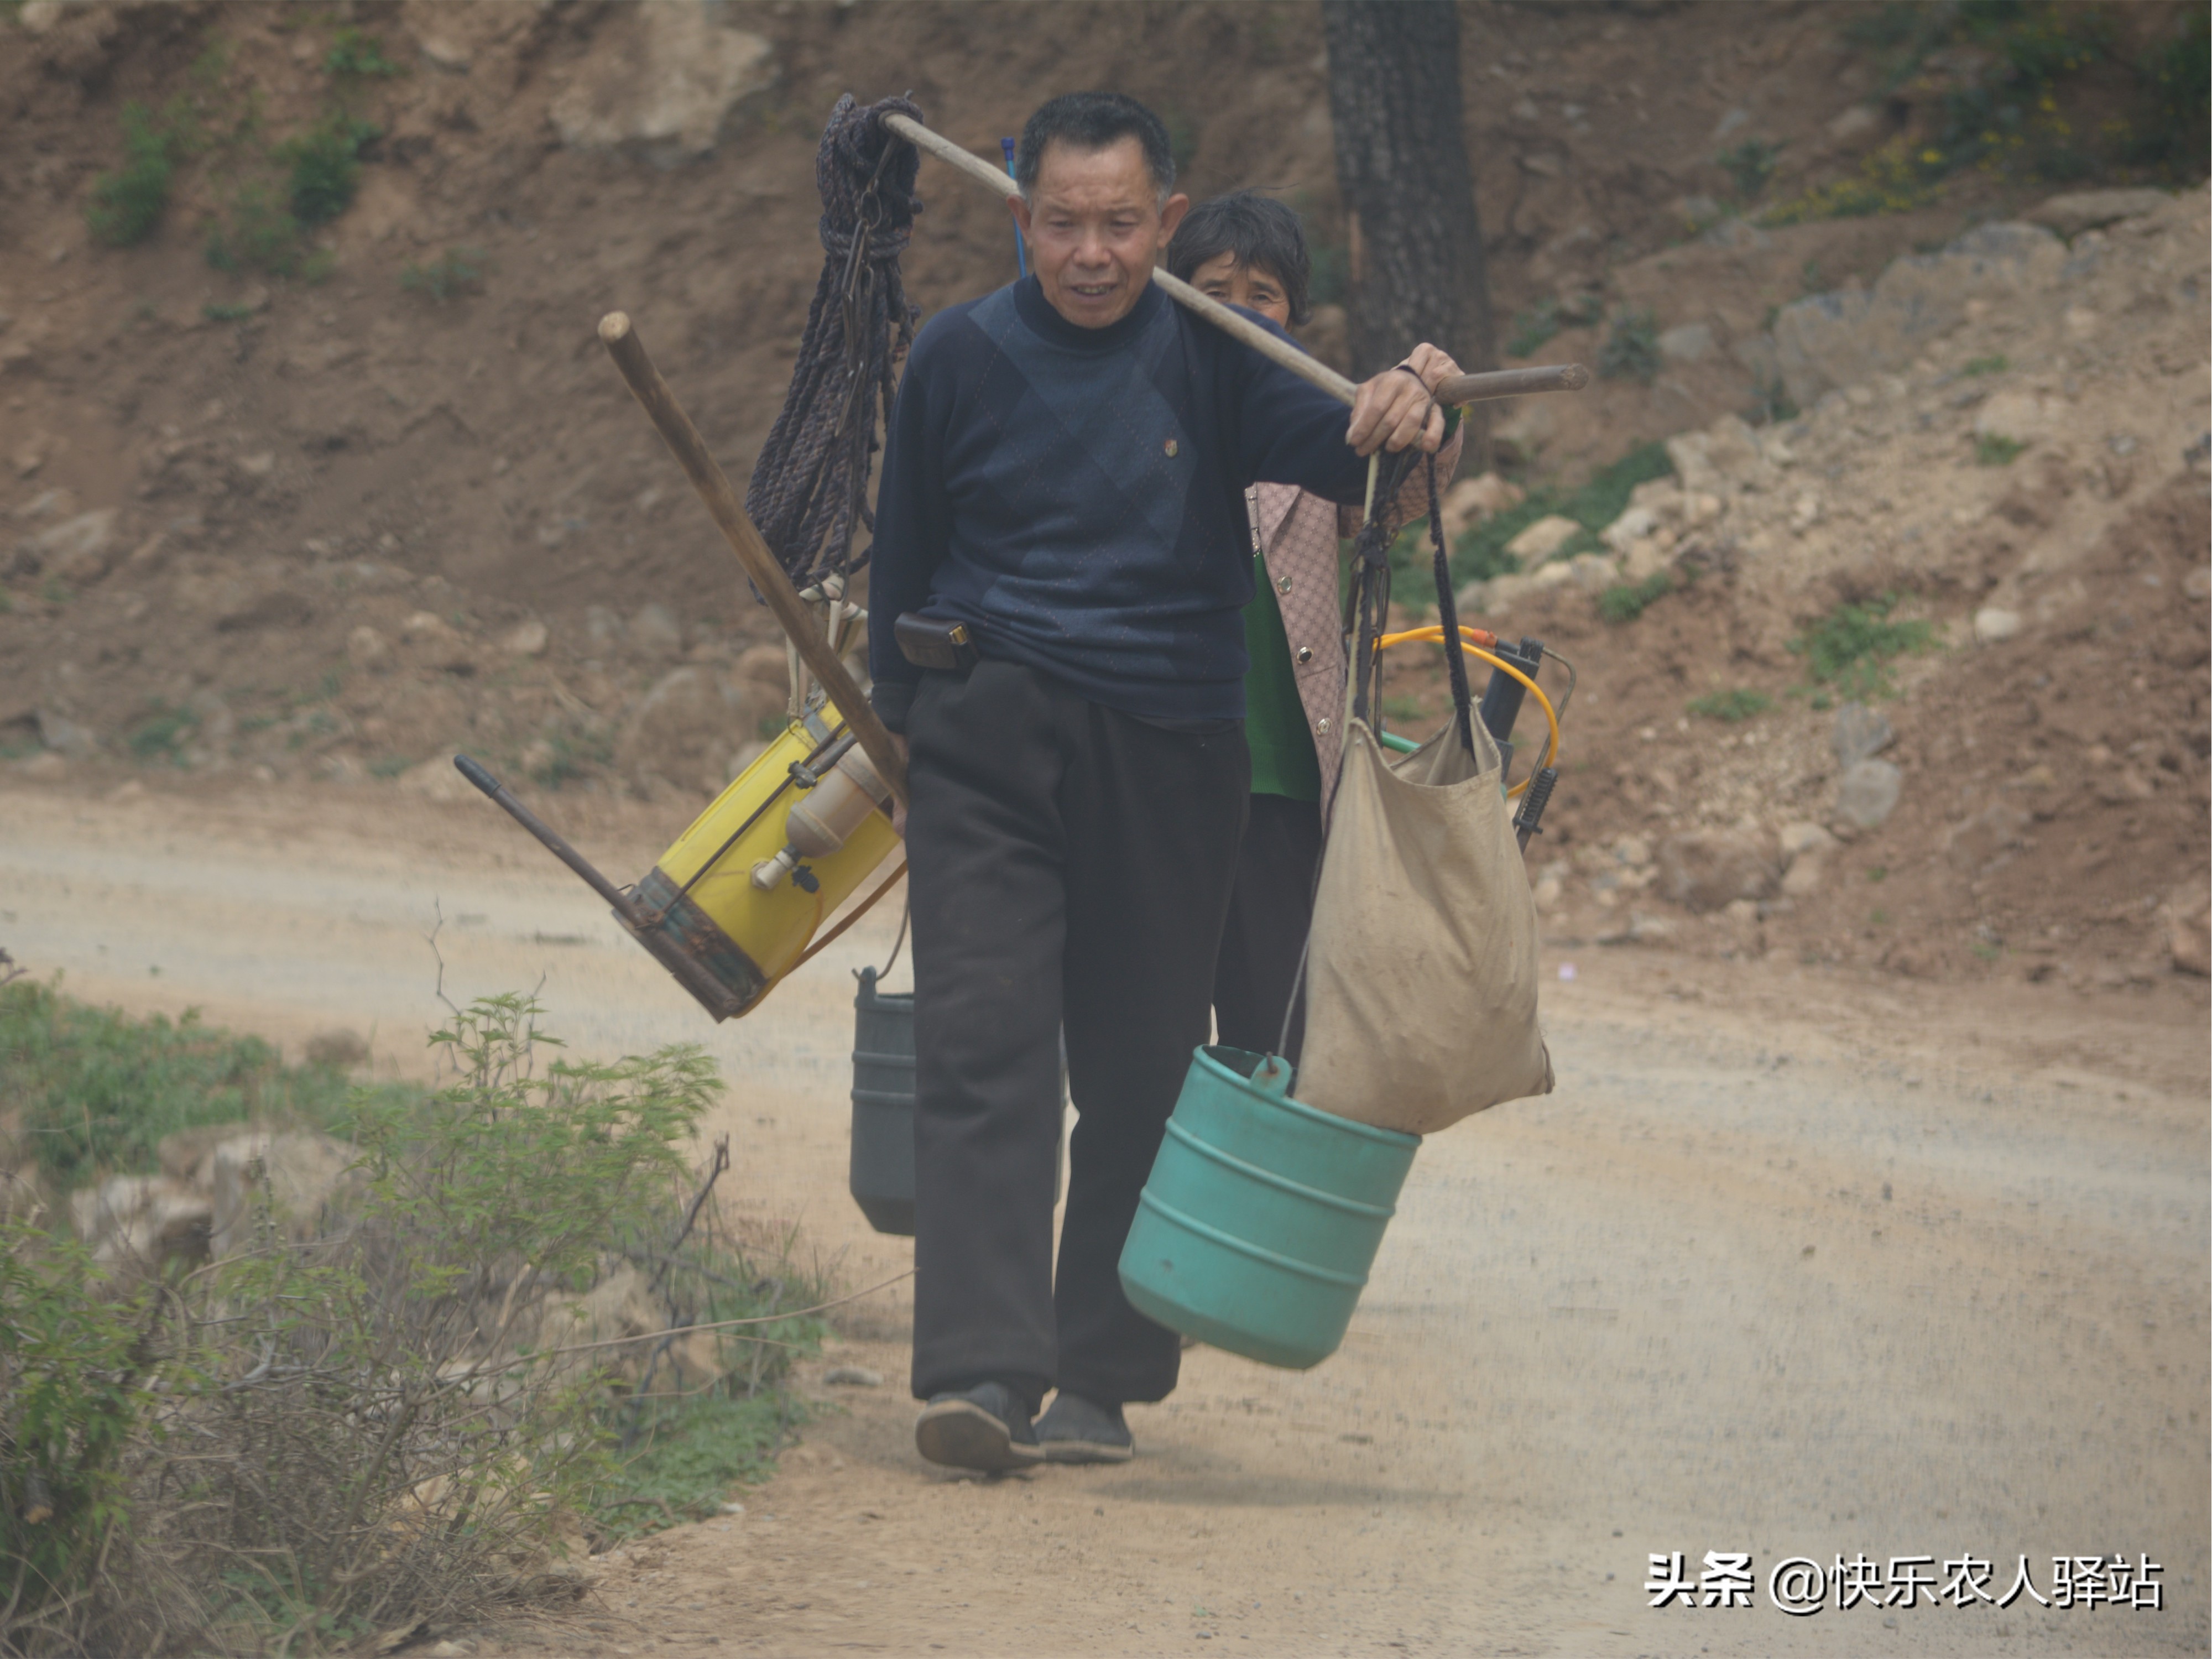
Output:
top-left (865, 275), bottom-right (1369, 731)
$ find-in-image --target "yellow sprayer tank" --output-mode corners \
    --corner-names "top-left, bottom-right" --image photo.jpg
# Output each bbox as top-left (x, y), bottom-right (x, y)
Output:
top-left (628, 708), bottom-right (900, 1020)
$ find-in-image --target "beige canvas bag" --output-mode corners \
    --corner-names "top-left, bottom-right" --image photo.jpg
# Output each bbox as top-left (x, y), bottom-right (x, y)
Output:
top-left (1293, 713), bottom-right (1554, 1135)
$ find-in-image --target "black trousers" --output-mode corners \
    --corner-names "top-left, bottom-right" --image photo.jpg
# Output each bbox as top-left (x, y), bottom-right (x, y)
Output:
top-left (1211, 792), bottom-right (1326, 1064)
top-left (904, 663), bottom-right (1249, 1410)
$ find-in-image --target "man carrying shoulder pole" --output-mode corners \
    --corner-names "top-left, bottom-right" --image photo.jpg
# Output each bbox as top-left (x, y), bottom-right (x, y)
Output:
top-left (868, 91), bottom-right (1462, 1472)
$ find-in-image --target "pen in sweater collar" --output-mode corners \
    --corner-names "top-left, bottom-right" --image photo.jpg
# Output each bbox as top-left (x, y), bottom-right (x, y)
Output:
top-left (1011, 272), bottom-right (1168, 353)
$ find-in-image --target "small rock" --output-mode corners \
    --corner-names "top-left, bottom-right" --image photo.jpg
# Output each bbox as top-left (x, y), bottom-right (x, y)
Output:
top-left (1531, 870), bottom-right (1564, 911)
top-left (1658, 322), bottom-right (1714, 363)
top-left (1600, 505), bottom-right (1660, 554)
top-left (1438, 472), bottom-right (1525, 540)
top-left (35, 708), bottom-right (95, 757)
top-left (549, 12), bottom-right (777, 157)
top-left (402, 609), bottom-right (461, 644)
top-left (1504, 514), bottom-right (1583, 565)
top-left (1780, 853), bottom-right (1827, 898)
top-left (430, 1643), bottom-right (472, 1658)
top-left (305, 1027), bottom-right (370, 1068)
top-left (416, 33), bottom-right (471, 71)
top-left (2183, 567), bottom-right (2210, 601)
top-left (499, 619), bottom-right (550, 656)
top-left (1826, 105), bottom-right (1881, 144)
top-left (1779, 822), bottom-right (1839, 860)
top-left (1834, 758), bottom-right (1902, 829)
top-left (346, 625), bottom-right (394, 672)
top-left (33, 507), bottom-right (121, 583)
top-left (586, 603), bottom-right (622, 645)
top-left (236, 451), bottom-right (276, 479)
top-left (2010, 762), bottom-right (2058, 791)
top-left (1972, 607), bottom-right (2022, 644)
top-left (1566, 553), bottom-right (1615, 593)
top-left (1614, 834), bottom-right (1651, 869)
top-left (823, 1364), bottom-right (884, 1387)
top-left (1656, 831), bottom-right (1778, 913)
top-left (627, 602), bottom-right (684, 660)
top-left (1830, 703), bottom-right (1893, 766)
top-left (2026, 187), bottom-right (2173, 240)
top-left (2168, 893), bottom-right (2210, 977)
top-left (17, 750), bottom-right (66, 778)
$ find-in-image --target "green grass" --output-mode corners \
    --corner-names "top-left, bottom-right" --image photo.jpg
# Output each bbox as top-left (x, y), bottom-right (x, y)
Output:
top-left (0, 978), bottom-right (375, 1186)
top-left (126, 701), bottom-right (199, 764)
top-left (1597, 306), bottom-right (1661, 384)
top-left (1975, 434), bottom-right (2026, 466)
top-left (1598, 571), bottom-right (1676, 624)
top-left (85, 103), bottom-right (178, 247)
top-left (1963, 353), bottom-right (2010, 376)
top-left (1687, 687), bottom-right (1772, 722)
top-left (1787, 592), bottom-right (1936, 701)
top-left (201, 301), bottom-right (254, 323)
top-left (1506, 300), bottom-right (1560, 358)
top-left (1717, 137), bottom-right (1783, 202)
top-left (1452, 440), bottom-right (1674, 587)
top-left (599, 1394), bottom-right (801, 1540)
top-left (400, 246), bottom-right (488, 301)
top-left (324, 26), bottom-right (403, 80)
top-left (282, 112), bottom-right (377, 226)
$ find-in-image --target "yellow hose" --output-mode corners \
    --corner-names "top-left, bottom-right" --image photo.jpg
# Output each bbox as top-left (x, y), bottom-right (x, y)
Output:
top-left (1373, 625), bottom-right (1561, 796)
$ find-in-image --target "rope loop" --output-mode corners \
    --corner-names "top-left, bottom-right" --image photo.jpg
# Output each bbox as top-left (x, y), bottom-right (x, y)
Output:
top-left (747, 95), bottom-right (927, 595)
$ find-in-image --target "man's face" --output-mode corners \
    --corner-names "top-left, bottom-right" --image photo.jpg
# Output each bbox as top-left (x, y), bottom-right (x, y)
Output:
top-left (1012, 137), bottom-right (1190, 330)
top-left (1188, 252), bottom-right (1292, 328)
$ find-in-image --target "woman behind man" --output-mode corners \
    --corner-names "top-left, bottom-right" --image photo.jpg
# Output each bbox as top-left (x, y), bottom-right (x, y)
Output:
top-left (1166, 191), bottom-right (1463, 1063)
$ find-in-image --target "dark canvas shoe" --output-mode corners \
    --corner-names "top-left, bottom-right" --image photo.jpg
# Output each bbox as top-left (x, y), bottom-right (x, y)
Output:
top-left (1035, 1392), bottom-right (1134, 1464)
top-left (914, 1381), bottom-right (1045, 1472)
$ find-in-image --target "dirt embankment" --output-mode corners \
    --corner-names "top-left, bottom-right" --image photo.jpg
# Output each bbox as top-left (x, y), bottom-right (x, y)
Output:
top-left (2, 0), bottom-right (2206, 998)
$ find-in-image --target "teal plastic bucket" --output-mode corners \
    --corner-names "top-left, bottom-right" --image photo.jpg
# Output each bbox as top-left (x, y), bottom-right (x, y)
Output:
top-left (1118, 1045), bottom-right (1419, 1370)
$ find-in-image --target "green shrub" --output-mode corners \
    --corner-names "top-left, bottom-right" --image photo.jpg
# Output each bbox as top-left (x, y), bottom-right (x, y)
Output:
top-left (400, 246), bottom-right (488, 301)
top-left (0, 977), bottom-right (361, 1185)
top-left (1787, 592), bottom-right (1936, 700)
top-left (1963, 353), bottom-right (2010, 376)
top-left (1598, 306), bottom-right (1661, 384)
top-left (283, 112), bottom-right (377, 226)
top-left (0, 989), bottom-right (825, 1650)
top-left (126, 699), bottom-right (199, 763)
top-left (0, 1214), bottom-right (164, 1637)
top-left (1687, 687), bottom-right (1772, 722)
top-left (1598, 571), bottom-right (1674, 624)
top-left (1975, 433), bottom-right (2026, 466)
top-left (324, 25), bottom-right (403, 80)
top-left (201, 301), bottom-right (254, 323)
top-left (1717, 137), bottom-right (1783, 201)
top-left (86, 103), bottom-right (177, 247)
top-left (1506, 299), bottom-right (1559, 358)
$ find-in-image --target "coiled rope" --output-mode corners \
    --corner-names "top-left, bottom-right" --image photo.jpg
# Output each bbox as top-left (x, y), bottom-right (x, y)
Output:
top-left (743, 94), bottom-right (925, 593)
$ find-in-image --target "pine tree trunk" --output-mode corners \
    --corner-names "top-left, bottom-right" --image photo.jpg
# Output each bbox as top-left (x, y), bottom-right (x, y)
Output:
top-left (1321, 0), bottom-right (1494, 465)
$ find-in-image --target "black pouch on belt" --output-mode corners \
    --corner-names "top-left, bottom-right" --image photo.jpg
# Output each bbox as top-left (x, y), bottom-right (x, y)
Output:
top-left (894, 612), bottom-right (982, 674)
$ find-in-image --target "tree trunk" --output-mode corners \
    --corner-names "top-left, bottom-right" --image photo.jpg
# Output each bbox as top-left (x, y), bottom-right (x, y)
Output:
top-left (1321, 0), bottom-right (1494, 466)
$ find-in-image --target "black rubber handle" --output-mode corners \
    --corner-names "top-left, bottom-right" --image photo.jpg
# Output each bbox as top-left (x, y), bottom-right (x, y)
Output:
top-left (453, 753), bottom-right (502, 798)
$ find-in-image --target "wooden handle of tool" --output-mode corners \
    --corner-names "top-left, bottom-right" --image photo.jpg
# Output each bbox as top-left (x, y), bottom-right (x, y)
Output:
top-left (880, 110), bottom-right (1592, 416)
top-left (1434, 363), bottom-right (1590, 405)
top-left (597, 311), bottom-right (907, 806)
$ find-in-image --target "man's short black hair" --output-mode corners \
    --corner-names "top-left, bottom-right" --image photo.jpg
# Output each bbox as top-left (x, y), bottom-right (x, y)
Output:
top-left (1165, 191), bottom-right (1313, 327)
top-left (1016, 92), bottom-right (1175, 201)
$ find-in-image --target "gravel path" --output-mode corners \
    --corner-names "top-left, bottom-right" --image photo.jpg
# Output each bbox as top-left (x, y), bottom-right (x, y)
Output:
top-left (4, 779), bottom-right (2204, 1656)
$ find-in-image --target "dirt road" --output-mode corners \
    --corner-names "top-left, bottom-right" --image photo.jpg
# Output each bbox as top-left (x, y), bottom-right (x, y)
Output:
top-left (3, 776), bottom-right (2205, 1657)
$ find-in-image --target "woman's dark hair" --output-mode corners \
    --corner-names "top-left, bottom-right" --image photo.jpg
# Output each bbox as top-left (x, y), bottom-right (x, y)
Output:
top-left (1165, 191), bottom-right (1313, 327)
top-left (1016, 92), bottom-right (1176, 200)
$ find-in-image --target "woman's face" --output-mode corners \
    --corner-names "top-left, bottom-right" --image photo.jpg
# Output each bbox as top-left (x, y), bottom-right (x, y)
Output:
top-left (1189, 252), bottom-right (1293, 328)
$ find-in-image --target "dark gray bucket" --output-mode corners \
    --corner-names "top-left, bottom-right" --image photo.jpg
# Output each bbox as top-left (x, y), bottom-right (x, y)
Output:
top-left (849, 967), bottom-right (1064, 1237)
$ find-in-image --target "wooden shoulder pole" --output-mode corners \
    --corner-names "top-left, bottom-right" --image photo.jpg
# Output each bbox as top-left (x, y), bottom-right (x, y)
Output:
top-left (878, 111), bottom-right (1585, 414)
top-left (597, 311), bottom-right (907, 806)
